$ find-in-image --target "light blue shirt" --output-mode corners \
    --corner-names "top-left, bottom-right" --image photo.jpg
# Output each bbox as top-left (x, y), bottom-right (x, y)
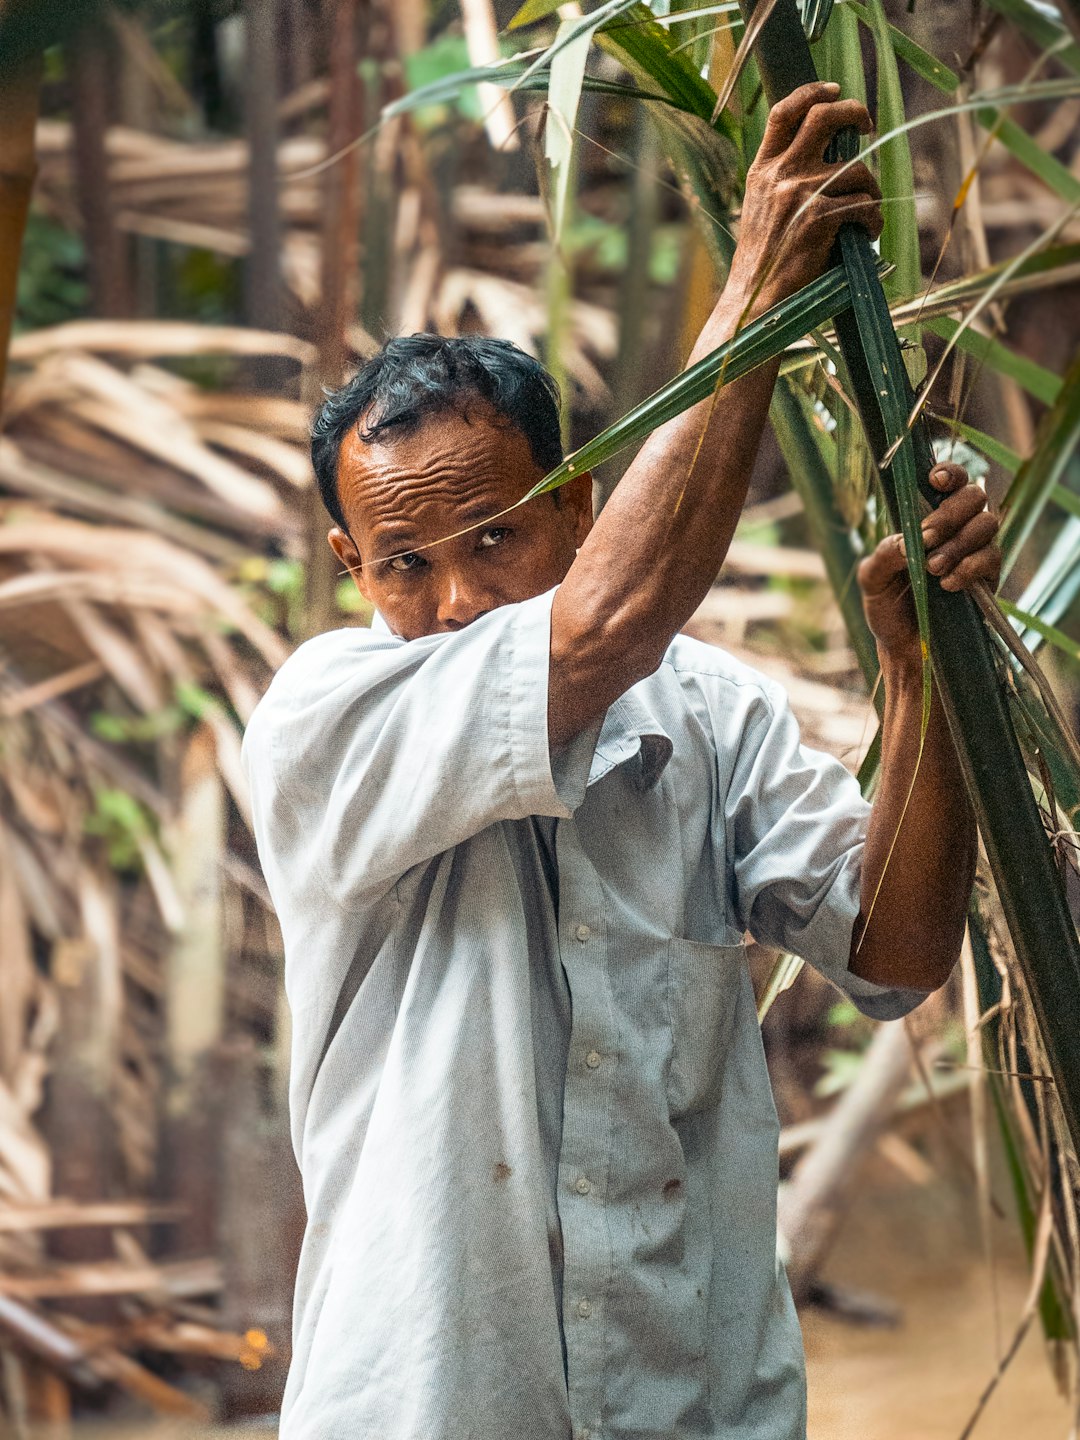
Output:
top-left (242, 587), bottom-right (924, 1440)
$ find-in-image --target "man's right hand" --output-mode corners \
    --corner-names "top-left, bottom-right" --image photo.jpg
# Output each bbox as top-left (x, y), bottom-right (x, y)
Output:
top-left (726, 81), bottom-right (883, 315)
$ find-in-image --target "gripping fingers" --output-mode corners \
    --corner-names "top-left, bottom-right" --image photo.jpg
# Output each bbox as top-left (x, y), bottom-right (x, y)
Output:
top-left (813, 191), bottom-right (884, 242)
top-left (820, 160), bottom-right (882, 201)
top-left (757, 82), bottom-right (842, 161)
top-left (789, 98), bottom-right (873, 163)
top-left (858, 532), bottom-right (908, 596)
top-left (927, 511), bottom-right (1001, 589)
top-left (929, 461), bottom-right (969, 494)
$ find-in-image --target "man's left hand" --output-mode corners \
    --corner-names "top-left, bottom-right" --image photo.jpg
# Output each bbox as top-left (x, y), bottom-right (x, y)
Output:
top-left (858, 461), bottom-right (1001, 665)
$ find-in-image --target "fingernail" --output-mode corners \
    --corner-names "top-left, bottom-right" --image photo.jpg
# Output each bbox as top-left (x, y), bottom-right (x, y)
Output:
top-left (928, 554), bottom-right (946, 573)
top-left (824, 82), bottom-right (841, 93)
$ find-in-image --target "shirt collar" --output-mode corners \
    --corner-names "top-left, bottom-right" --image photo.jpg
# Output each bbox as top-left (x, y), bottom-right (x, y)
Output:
top-left (589, 687), bottom-right (673, 791)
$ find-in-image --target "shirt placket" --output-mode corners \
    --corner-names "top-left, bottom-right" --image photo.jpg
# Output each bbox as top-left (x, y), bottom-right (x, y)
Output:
top-left (555, 820), bottom-right (618, 1440)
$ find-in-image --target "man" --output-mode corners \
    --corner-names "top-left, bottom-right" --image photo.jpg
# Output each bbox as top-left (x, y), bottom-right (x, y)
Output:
top-left (243, 83), bottom-right (1000, 1439)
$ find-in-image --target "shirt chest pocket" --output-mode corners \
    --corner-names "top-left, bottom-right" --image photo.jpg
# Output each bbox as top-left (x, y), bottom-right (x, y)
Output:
top-left (666, 938), bottom-right (748, 1119)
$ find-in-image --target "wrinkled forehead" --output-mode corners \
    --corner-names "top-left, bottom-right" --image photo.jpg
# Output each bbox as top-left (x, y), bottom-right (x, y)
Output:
top-left (337, 405), bottom-right (544, 535)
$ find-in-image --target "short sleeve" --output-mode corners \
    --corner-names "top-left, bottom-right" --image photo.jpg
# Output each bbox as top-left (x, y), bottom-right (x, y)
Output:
top-left (241, 588), bottom-right (597, 908)
top-left (724, 679), bottom-right (926, 1021)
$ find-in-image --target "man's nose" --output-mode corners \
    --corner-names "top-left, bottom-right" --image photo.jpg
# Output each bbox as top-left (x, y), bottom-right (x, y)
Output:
top-left (437, 571), bottom-right (490, 631)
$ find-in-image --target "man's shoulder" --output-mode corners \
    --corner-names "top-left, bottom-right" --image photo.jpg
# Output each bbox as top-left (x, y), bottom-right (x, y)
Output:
top-left (656, 632), bottom-right (782, 715)
top-left (242, 625), bottom-right (402, 768)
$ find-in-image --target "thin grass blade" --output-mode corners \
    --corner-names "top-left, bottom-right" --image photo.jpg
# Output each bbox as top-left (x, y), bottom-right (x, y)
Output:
top-left (1001, 351), bottom-right (1080, 576)
top-left (521, 260), bottom-right (876, 496)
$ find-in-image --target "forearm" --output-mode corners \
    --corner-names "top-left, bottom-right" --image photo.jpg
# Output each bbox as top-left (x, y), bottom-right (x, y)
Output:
top-left (549, 286), bottom-right (780, 745)
top-left (850, 663), bottom-right (976, 990)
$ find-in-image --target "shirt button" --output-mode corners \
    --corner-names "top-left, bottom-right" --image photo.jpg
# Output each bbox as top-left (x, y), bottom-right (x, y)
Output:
top-left (577, 1298), bottom-right (592, 1318)
top-left (574, 1176), bottom-right (591, 1195)
top-left (585, 1050), bottom-right (602, 1069)
top-left (574, 923), bottom-right (591, 942)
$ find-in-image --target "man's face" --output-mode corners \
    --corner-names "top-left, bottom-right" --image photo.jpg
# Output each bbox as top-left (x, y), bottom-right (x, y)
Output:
top-left (328, 405), bottom-right (593, 640)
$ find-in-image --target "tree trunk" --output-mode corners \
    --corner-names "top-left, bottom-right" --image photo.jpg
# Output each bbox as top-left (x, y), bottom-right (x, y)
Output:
top-left (67, 25), bottom-right (132, 318)
top-left (244, 0), bottom-right (283, 370)
top-left (0, 56), bottom-right (41, 419)
top-left (303, 0), bottom-right (367, 640)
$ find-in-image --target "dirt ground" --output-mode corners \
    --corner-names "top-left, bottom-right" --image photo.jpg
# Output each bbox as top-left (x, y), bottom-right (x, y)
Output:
top-left (803, 1150), bottom-right (1074, 1439)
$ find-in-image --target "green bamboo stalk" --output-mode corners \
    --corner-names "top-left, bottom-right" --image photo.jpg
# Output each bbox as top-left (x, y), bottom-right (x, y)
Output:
top-left (769, 378), bottom-right (881, 693)
top-left (739, 0), bottom-right (1080, 1158)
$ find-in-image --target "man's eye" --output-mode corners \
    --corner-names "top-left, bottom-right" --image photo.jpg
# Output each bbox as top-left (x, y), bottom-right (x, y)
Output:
top-left (479, 527), bottom-right (511, 549)
top-left (386, 552), bottom-right (426, 575)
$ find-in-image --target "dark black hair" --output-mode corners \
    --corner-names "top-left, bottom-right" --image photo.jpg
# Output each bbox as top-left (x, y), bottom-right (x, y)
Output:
top-left (310, 333), bottom-right (564, 531)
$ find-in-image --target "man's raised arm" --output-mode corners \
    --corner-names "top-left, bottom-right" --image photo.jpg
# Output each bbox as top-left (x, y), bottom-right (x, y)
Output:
top-left (548, 82), bottom-right (881, 748)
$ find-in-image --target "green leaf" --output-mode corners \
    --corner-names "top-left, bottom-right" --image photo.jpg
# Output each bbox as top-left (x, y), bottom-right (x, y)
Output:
top-left (518, 260), bottom-right (879, 497)
top-left (545, 17), bottom-right (593, 242)
top-left (847, 3), bottom-right (1080, 202)
top-left (837, 226), bottom-right (932, 735)
top-left (975, 108), bottom-right (1080, 206)
top-left (999, 599), bottom-right (1080, 662)
top-left (598, 3), bottom-right (726, 127)
top-left (1052, 484), bottom-right (1080, 521)
top-left (943, 418), bottom-right (1022, 475)
top-left (814, 1), bottom-right (867, 106)
top-left (984, 0), bottom-right (1080, 75)
top-left (508, 0), bottom-right (565, 29)
top-left (865, 0), bottom-right (921, 304)
top-left (1001, 350), bottom-right (1080, 574)
top-left (800, 0), bottom-right (834, 43)
top-left (925, 316), bottom-right (1062, 406)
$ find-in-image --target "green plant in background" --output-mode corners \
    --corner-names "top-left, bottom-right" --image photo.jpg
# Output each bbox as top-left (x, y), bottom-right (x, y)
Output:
top-left (83, 785), bottom-right (155, 874)
top-left (14, 212), bottom-right (88, 330)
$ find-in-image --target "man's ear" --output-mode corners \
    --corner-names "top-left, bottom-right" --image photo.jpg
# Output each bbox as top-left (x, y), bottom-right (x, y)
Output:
top-left (328, 526), bottom-right (370, 602)
top-left (557, 471), bottom-right (595, 548)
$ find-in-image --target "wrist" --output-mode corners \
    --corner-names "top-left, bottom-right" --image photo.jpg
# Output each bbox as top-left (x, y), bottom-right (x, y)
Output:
top-left (879, 647), bottom-right (925, 697)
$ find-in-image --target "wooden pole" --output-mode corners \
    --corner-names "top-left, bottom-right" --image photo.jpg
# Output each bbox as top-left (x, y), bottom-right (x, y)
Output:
top-left (0, 55), bottom-right (42, 420)
top-left (244, 0), bottom-right (283, 357)
top-left (303, 0), bottom-right (366, 639)
top-left (66, 24), bottom-right (132, 318)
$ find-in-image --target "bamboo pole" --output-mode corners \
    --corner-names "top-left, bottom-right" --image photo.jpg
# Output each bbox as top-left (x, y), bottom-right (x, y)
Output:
top-left (739, 0), bottom-right (1080, 1158)
top-left (0, 56), bottom-right (42, 420)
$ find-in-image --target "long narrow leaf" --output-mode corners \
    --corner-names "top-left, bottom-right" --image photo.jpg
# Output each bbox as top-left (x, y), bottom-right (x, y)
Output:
top-left (600, 3), bottom-right (728, 129)
top-left (521, 260), bottom-right (878, 496)
top-left (837, 227), bottom-right (931, 732)
top-left (545, 18), bottom-right (593, 242)
top-left (945, 418), bottom-right (1022, 475)
top-left (865, 0), bottom-right (921, 302)
top-left (925, 316), bottom-right (1063, 406)
top-left (815, 1), bottom-right (866, 106)
top-left (846, 3), bottom-right (1080, 203)
top-left (984, 0), bottom-right (1080, 74)
top-left (1001, 350), bottom-right (1080, 575)
top-left (1011, 518), bottom-right (1080, 649)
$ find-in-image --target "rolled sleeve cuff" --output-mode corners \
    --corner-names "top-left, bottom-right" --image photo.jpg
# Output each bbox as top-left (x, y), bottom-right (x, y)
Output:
top-left (507, 588), bottom-right (600, 819)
